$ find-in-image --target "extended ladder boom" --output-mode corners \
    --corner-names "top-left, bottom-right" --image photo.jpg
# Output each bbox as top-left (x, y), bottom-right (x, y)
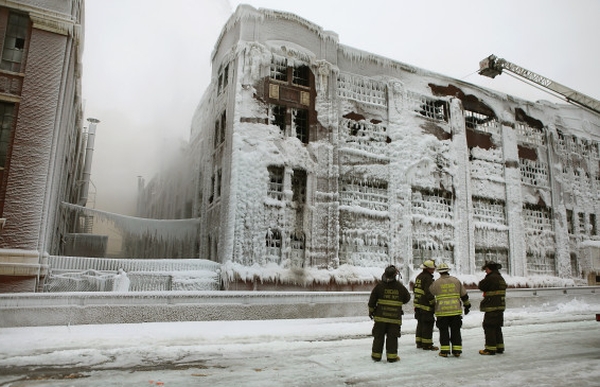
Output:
top-left (479, 55), bottom-right (600, 116)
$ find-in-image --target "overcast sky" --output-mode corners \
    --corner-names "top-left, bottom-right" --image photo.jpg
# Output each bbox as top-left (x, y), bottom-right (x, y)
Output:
top-left (82, 0), bottom-right (600, 216)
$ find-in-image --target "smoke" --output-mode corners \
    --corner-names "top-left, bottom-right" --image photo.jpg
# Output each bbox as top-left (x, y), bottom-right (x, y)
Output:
top-left (82, 0), bottom-right (231, 215)
top-left (83, 0), bottom-right (600, 217)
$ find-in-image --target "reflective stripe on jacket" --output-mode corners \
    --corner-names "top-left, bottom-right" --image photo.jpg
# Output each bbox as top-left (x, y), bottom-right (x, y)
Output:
top-left (413, 270), bottom-right (435, 312)
top-left (429, 274), bottom-right (470, 317)
top-left (368, 279), bottom-right (411, 325)
top-left (478, 270), bottom-right (507, 312)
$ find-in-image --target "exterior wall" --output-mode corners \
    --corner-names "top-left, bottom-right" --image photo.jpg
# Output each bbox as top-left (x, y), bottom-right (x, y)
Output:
top-left (143, 5), bottom-right (600, 285)
top-left (0, 0), bottom-right (85, 292)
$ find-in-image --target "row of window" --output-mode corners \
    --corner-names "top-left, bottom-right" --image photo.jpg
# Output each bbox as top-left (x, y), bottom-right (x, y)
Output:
top-left (270, 58), bottom-right (310, 87)
top-left (567, 210), bottom-right (597, 236)
top-left (1, 12), bottom-right (28, 73)
top-left (267, 166), bottom-right (306, 204)
top-left (557, 129), bottom-right (600, 159)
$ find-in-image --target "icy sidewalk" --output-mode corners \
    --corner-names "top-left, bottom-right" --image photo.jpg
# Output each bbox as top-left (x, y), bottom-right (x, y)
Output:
top-left (0, 298), bottom-right (598, 386)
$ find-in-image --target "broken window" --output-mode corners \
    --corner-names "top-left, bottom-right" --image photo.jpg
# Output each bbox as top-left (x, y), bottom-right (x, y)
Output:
top-left (217, 63), bottom-right (229, 95)
top-left (267, 166), bottom-right (284, 201)
top-left (340, 178), bottom-right (389, 212)
top-left (293, 108), bottom-right (308, 143)
top-left (475, 248), bottom-right (509, 273)
top-left (412, 242), bottom-right (454, 268)
top-left (578, 212), bottom-right (586, 235)
top-left (271, 105), bottom-right (286, 133)
top-left (213, 111), bottom-right (226, 148)
top-left (215, 169), bottom-right (222, 198)
top-left (523, 204), bottom-right (552, 233)
top-left (590, 214), bottom-right (597, 236)
top-left (411, 188), bottom-right (453, 220)
top-left (472, 197), bottom-right (507, 225)
top-left (290, 231), bottom-right (305, 268)
top-left (291, 169), bottom-right (306, 204)
top-left (337, 73), bottom-right (387, 107)
top-left (270, 57), bottom-right (287, 82)
top-left (570, 253), bottom-right (580, 277)
top-left (465, 110), bottom-right (498, 134)
top-left (516, 122), bottom-right (545, 146)
top-left (519, 158), bottom-right (549, 187)
top-left (406, 92), bottom-right (449, 122)
top-left (293, 65), bottom-right (310, 87)
top-left (1, 12), bottom-right (29, 72)
top-left (566, 210), bottom-right (574, 234)
top-left (220, 111), bottom-right (226, 144)
top-left (526, 251), bottom-right (556, 276)
top-left (265, 228), bottom-right (282, 261)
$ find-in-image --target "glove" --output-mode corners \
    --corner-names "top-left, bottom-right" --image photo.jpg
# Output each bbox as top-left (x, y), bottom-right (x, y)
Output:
top-left (464, 306), bottom-right (470, 315)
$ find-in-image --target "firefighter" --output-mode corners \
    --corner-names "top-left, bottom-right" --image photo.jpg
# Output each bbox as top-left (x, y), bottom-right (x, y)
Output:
top-left (429, 262), bottom-right (471, 358)
top-left (478, 261), bottom-right (507, 355)
top-left (413, 259), bottom-right (439, 350)
top-left (368, 265), bottom-right (411, 363)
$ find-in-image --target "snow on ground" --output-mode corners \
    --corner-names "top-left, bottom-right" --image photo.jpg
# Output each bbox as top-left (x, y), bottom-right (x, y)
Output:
top-left (0, 298), bottom-right (599, 387)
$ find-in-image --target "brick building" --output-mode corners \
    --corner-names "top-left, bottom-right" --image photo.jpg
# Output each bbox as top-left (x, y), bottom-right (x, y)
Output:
top-left (0, 0), bottom-right (87, 292)
top-left (137, 5), bottom-right (600, 286)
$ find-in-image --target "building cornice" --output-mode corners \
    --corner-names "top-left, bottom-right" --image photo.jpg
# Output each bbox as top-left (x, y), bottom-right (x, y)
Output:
top-left (0, 0), bottom-right (79, 36)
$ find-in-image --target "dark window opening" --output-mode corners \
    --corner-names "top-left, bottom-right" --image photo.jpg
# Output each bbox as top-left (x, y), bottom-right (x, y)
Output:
top-left (566, 209), bottom-right (574, 234)
top-left (220, 111), bottom-right (226, 144)
top-left (0, 102), bottom-right (15, 169)
top-left (293, 65), bottom-right (310, 87)
top-left (293, 109), bottom-right (308, 143)
top-left (270, 58), bottom-right (287, 82)
top-left (292, 169), bottom-right (307, 204)
top-left (1, 13), bottom-right (29, 72)
top-left (266, 228), bottom-right (282, 261)
top-left (419, 99), bottom-right (448, 122)
top-left (272, 105), bottom-right (286, 132)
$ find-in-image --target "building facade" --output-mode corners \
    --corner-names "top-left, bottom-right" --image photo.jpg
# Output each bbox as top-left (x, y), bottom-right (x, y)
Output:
top-left (0, 0), bottom-right (86, 292)
top-left (139, 5), bottom-right (600, 285)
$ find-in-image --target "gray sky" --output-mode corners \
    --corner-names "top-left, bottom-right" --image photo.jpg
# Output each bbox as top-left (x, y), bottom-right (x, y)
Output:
top-left (82, 0), bottom-right (600, 215)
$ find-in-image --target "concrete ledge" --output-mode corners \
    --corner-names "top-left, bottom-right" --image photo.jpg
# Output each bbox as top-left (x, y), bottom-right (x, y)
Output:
top-left (0, 287), bottom-right (597, 328)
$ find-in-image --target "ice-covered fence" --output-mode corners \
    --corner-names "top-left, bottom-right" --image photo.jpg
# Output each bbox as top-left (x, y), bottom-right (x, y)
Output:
top-left (44, 256), bottom-right (221, 292)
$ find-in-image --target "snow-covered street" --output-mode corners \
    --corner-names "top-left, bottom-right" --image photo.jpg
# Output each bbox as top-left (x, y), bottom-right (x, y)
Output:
top-left (0, 298), bottom-right (598, 386)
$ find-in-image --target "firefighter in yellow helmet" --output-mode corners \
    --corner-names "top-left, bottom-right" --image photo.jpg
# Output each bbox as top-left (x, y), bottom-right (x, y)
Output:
top-left (413, 259), bottom-right (439, 350)
top-left (429, 262), bottom-right (471, 357)
top-left (368, 265), bottom-right (411, 363)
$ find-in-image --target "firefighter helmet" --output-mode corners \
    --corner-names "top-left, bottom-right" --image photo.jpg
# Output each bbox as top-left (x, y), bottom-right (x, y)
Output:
top-left (420, 260), bottom-right (436, 269)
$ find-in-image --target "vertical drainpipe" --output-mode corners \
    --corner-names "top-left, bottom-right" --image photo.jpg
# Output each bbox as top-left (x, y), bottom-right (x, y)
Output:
top-left (78, 117), bottom-right (100, 206)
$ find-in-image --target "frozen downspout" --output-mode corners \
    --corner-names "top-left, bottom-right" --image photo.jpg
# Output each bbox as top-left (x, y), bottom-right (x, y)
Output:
top-left (78, 117), bottom-right (100, 206)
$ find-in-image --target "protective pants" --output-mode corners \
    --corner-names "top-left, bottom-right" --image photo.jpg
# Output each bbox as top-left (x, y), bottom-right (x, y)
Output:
top-left (371, 321), bottom-right (401, 362)
top-left (415, 309), bottom-right (435, 348)
top-left (483, 311), bottom-right (504, 353)
top-left (436, 315), bottom-right (463, 355)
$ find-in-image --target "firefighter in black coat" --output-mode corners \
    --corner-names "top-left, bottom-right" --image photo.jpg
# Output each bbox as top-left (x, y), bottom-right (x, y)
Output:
top-left (368, 265), bottom-right (411, 363)
top-left (478, 261), bottom-right (507, 355)
top-left (413, 259), bottom-right (438, 350)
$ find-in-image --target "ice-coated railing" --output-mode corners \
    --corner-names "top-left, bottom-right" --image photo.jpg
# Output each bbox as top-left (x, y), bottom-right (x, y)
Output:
top-left (44, 256), bottom-right (221, 292)
top-left (48, 256), bottom-right (220, 272)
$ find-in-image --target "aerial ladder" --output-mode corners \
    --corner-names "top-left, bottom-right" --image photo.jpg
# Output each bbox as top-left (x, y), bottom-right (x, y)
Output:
top-left (478, 54), bottom-right (600, 116)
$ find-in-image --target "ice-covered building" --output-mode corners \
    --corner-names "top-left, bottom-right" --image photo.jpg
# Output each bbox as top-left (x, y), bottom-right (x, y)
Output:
top-left (138, 5), bottom-right (600, 288)
top-left (0, 0), bottom-right (87, 292)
